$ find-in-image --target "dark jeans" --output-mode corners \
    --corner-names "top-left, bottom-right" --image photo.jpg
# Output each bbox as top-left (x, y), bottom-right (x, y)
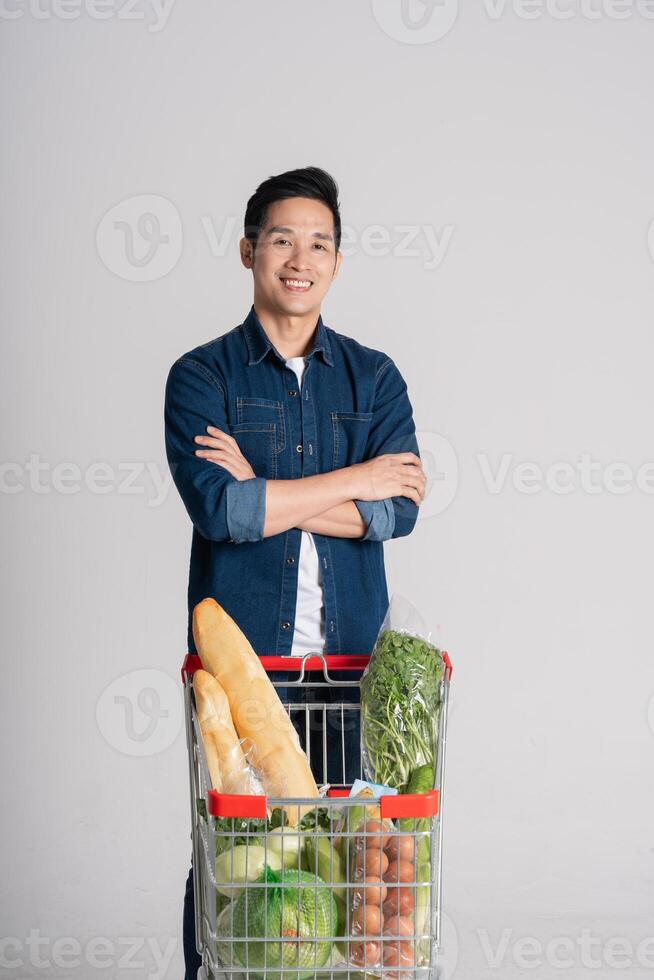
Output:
top-left (183, 668), bottom-right (363, 979)
top-left (183, 865), bottom-right (202, 980)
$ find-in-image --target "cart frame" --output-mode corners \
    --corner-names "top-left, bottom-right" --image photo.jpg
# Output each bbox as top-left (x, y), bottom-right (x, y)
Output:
top-left (182, 652), bottom-right (452, 980)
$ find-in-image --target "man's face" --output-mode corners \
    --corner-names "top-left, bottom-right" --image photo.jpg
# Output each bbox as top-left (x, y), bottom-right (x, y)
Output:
top-left (241, 197), bottom-right (342, 318)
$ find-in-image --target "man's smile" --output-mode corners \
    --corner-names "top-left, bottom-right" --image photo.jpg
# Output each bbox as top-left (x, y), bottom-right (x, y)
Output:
top-left (279, 276), bottom-right (313, 293)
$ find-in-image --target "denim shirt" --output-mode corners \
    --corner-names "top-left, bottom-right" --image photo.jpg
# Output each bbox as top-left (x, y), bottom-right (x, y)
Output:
top-left (164, 304), bottom-right (420, 656)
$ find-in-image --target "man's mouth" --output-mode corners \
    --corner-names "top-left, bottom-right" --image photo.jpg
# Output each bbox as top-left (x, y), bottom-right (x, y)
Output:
top-left (279, 277), bottom-right (313, 293)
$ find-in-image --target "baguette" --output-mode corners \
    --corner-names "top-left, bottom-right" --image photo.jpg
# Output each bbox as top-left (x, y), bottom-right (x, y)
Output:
top-left (192, 598), bottom-right (318, 822)
top-left (194, 669), bottom-right (251, 794)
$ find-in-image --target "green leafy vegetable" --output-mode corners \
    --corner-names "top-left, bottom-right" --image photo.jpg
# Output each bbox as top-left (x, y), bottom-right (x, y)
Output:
top-left (361, 629), bottom-right (444, 790)
top-left (229, 865), bottom-right (337, 979)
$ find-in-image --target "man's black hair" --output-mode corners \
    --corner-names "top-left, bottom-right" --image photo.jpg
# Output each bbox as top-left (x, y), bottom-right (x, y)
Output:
top-left (244, 166), bottom-right (341, 255)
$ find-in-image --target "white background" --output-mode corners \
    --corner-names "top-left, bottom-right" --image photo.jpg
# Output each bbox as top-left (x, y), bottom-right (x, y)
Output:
top-left (1, 2), bottom-right (653, 978)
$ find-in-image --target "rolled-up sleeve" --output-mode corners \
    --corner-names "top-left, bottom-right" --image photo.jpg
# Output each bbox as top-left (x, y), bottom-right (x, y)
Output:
top-left (225, 478), bottom-right (267, 542)
top-left (359, 358), bottom-right (421, 541)
top-left (164, 357), bottom-right (266, 544)
top-left (353, 499), bottom-right (396, 541)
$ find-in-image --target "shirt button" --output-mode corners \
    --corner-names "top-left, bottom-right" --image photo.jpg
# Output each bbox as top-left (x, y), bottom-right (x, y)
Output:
top-left (286, 557), bottom-right (295, 565)
top-left (296, 444), bottom-right (303, 453)
top-left (281, 621), bottom-right (291, 630)
top-left (288, 389), bottom-right (298, 396)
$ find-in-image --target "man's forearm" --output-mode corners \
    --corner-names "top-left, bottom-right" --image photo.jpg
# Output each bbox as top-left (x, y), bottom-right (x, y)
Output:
top-left (263, 468), bottom-right (359, 538)
top-left (295, 500), bottom-right (366, 538)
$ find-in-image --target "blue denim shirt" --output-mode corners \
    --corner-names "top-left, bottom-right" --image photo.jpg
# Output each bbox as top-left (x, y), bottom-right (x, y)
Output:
top-left (164, 304), bottom-right (420, 656)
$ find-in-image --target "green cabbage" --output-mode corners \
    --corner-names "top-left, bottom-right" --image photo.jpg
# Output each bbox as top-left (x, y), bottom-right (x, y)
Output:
top-left (229, 865), bottom-right (337, 979)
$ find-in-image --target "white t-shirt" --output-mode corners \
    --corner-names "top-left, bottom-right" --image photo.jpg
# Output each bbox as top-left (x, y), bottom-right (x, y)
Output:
top-left (284, 356), bottom-right (326, 656)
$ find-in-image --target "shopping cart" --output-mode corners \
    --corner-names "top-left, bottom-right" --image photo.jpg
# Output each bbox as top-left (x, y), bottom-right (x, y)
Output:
top-left (182, 652), bottom-right (453, 980)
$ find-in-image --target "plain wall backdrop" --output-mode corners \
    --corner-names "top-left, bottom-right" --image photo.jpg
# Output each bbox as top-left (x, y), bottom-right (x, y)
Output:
top-left (1, 3), bottom-right (653, 978)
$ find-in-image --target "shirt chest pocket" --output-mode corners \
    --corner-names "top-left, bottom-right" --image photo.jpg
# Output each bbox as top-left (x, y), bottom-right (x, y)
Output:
top-left (331, 411), bottom-right (373, 469)
top-left (231, 397), bottom-right (286, 479)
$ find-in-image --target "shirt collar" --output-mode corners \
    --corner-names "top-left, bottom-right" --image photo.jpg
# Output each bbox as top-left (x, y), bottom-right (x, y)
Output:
top-left (242, 304), bottom-right (334, 368)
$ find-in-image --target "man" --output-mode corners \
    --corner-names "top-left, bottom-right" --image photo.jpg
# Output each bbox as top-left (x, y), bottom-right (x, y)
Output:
top-left (164, 166), bottom-right (426, 979)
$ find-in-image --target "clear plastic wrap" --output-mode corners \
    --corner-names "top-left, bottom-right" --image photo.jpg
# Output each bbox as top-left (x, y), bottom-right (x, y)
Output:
top-left (360, 594), bottom-right (445, 791)
top-left (220, 736), bottom-right (267, 796)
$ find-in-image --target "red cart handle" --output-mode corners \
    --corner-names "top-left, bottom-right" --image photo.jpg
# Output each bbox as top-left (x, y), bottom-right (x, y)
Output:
top-left (207, 787), bottom-right (440, 819)
top-left (181, 653), bottom-right (369, 682)
top-left (182, 651), bottom-right (452, 683)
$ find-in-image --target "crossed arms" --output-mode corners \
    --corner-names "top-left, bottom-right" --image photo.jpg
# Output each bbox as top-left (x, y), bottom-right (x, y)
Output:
top-left (164, 357), bottom-right (426, 544)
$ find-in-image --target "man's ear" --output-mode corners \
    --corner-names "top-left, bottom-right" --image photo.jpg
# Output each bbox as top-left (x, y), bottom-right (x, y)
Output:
top-left (239, 236), bottom-right (254, 270)
top-left (332, 249), bottom-right (343, 281)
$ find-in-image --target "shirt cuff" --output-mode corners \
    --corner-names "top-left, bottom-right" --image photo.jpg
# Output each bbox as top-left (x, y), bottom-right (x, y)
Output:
top-left (354, 499), bottom-right (396, 542)
top-left (225, 477), bottom-right (267, 543)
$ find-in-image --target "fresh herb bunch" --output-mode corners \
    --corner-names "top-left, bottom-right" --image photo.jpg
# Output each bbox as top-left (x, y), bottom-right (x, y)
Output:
top-left (361, 629), bottom-right (445, 790)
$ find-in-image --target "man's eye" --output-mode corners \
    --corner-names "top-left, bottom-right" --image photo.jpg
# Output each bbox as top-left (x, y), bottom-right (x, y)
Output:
top-left (314, 243), bottom-right (327, 251)
top-left (275, 239), bottom-right (291, 246)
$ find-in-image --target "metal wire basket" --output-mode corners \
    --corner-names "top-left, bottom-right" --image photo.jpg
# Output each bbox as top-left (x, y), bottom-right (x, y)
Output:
top-left (182, 652), bottom-right (452, 980)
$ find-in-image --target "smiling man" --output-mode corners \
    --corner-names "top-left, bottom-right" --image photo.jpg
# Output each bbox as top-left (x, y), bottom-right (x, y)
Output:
top-left (164, 166), bottom-right (426, 979)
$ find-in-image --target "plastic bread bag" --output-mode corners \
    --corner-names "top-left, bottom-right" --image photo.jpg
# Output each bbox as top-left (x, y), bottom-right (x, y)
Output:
top-left (360, 594), bottom-right (445, 792)
top-left (192, 598), bottom-right (319, 824)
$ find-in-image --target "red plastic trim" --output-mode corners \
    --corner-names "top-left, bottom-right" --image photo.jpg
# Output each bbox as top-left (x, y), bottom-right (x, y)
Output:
top-left (181, 654), bottom-right (202, 682)
top-left (326, 788), bottom-right (351, 797)
top-left (259, 656), bottom-right (370, 672)
top-left (380, 789), bottom-right (440, 819)
top-left (443, 651), bottom-right (453, 679)
top-left (208, 790), bottom-right (268, 819)
top-left (181, 653), bottom-right (370, 683)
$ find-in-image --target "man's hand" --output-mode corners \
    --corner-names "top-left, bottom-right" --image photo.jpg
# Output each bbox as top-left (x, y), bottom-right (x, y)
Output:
top-left (194, 426), bottom-right (256, 481)
top-left (349, 452), bottom-right (427, 506)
